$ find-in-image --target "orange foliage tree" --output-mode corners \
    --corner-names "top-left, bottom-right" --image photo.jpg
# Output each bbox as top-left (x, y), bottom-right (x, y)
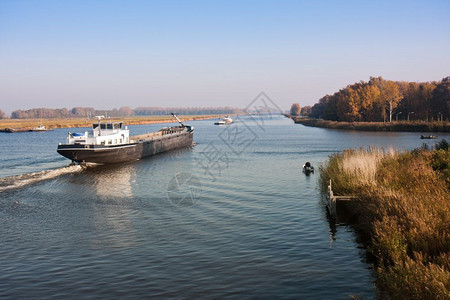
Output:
top-left (308, 76), bottom-right (445, 122)
top-left (290, 103), bottom-right (301, 116)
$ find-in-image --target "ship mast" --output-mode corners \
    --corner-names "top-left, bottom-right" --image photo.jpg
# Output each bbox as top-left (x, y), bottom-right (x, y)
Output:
top-left (171, 113), bottom-right (185, 127)
top-left (95, 115), bottom-right (105, 135)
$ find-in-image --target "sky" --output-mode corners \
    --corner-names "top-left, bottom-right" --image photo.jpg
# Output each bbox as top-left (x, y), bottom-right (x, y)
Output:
top-left (1, 0), bottom-right (449, 114)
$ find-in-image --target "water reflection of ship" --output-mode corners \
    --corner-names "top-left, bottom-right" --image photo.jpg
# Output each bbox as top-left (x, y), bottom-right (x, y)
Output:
top-left (93, 164), bottom-right (135, 199)
top-left (89, 164), bottom-right (137, 248)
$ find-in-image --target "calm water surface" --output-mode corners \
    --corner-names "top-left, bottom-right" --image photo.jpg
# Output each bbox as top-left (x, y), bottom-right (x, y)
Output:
top-left (0, 116), bottom-right (447, 299)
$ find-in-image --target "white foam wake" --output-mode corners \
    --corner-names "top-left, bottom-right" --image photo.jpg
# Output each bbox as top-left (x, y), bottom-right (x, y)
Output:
top-left (0, 165), bottom-right (83, 192)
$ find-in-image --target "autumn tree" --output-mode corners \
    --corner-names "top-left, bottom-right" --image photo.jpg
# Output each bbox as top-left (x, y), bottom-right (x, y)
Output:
top-left (359, 82), bottom-right (381, 121)
top-left (119, 106), bottom-right (134, 117)
top-left (307, 76), bottom-right (443, 122)
top-left (72, 107), bottom-right (96, 118)
top-left (373, 78), bottom-right (402, 122)
top-left (418, 82), bottom-right (436, 120)
top-left (290, 103), bottom-right (301, 116)
top-left (336, 85), bottom-right (361, 122)
top-left (311, 96), bottom-right (333, 119)
top-left (10, 107), bottom-right (243, 119)
top-left (0, 109), bottom-right (6, 119)
top-left (300, 106), bottom-right (312, 116)
top-left (311, 98), bottom-right (326, 118)
top-left (430, 76), bottom-right (450, 121)
top-left (398, 82), bottom-right (421, 120)
top-left (322, 95), bottom-right (339, 121)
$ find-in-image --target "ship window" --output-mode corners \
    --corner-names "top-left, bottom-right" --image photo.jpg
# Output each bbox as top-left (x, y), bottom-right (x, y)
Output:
top-left (100, 124), bottom-right (106, 129)
top-left (108, 139), bottom-right (112, 145)
top-left (107, 124), bottom-right (113, 130)
top-left (101, 141), bottom-right (105, 145)
top-left (120, 139), bottom-right (123, 143)
top-left (114, 123), bottom-right (120, 129)
top-left (93, 124), bottom-right (99, 129)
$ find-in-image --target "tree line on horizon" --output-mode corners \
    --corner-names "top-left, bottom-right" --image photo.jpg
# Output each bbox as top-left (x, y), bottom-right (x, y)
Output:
top-left (0, 106), bottom-right (242, 119)
top-left (294, 76), bottom-right (449, 122)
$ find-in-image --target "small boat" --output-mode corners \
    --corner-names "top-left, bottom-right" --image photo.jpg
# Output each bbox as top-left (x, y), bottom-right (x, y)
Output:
top-left (1, 128), bottom-right (29, 133)
top-left (57, 113), bottom-right (194, 164)
top-left (29, 125), bottom-right (53, 132)
top-left (420, 135), bottom-right (438, 139)
top-left (214, 116), bottom-right (233, 125)
top-left (303, 162), bottom-right (314, 174)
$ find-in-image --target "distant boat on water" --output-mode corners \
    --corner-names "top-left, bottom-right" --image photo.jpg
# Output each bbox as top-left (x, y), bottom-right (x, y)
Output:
top-left (420, 135), bottom-right (438, 139)
top-left (214, 116), bottom-right (233, 125)
top-left (1, 125), bottom-right (53, 133)
top-left (1, 128), bottom-right (30, 133)
top-left (29, 125), bottom-right (53, 132)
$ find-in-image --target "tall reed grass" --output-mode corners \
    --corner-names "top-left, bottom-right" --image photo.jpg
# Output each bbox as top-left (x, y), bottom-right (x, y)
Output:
top-left (320, 142), bottom-right (450, 299)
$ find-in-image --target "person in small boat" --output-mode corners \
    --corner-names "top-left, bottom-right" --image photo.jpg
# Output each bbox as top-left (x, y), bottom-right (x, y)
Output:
top-left (303, 162), bottom-right (314, 173)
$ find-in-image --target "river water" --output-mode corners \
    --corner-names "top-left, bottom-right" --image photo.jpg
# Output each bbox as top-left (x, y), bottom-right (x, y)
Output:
top-left (0, 115), bottom-right (447, 299)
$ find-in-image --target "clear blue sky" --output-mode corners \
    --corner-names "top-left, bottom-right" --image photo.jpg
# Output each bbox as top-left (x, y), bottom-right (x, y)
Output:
top-left (1, 0), bottom-right (449, 113)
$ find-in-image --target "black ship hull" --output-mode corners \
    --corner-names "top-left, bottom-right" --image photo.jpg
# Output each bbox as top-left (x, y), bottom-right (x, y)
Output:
top-left (57, 130), bottom-right (193, 164)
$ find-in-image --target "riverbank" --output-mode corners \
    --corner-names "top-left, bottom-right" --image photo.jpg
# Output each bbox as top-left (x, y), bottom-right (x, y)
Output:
top-left (0, 115), bottom-right (226, 132)
top-left (319, 142), bottom-right (449, 299)
top-left (289, 116), bottom-right (450, 132)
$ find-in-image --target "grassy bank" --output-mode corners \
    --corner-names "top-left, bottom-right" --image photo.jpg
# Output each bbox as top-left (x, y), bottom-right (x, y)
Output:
top-left (0, 115), bottom-right (225, 131)
top-left (319, 141), bottom-right (449, 299)
top-left (291, 117), bottom-right (450, 132)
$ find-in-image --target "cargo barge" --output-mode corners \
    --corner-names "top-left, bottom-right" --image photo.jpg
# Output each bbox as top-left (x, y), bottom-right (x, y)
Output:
top-left (57, 114), bottom-right (193, 164)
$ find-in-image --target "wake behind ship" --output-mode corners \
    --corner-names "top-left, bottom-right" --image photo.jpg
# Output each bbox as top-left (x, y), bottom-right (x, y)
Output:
top-left (57, 114), bottom-right (193, 164)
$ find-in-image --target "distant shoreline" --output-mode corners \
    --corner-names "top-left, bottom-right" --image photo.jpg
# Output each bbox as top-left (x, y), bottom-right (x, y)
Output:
top-left (0, 115), bottom-right (226, 132)
top-left (287, 116), bottom-right (450, 132)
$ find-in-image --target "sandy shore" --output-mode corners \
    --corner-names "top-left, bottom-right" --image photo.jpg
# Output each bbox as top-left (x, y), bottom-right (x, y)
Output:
top-left (0, 115), bottom-right (226, 131)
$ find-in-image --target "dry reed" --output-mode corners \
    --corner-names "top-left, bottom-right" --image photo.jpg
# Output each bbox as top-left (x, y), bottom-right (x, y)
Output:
top-left (320, 145), bottom-right (450, 299)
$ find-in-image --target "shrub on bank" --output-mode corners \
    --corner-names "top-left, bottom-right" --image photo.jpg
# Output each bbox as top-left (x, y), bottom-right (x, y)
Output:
top-left (319, 142), bottom-right (450, 299)
top-left (293, 117), bottom-right (450, 132)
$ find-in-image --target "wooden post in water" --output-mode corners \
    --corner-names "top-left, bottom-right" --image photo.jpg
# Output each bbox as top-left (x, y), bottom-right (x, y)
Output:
top-left (327, 180), bottom-right (336, 217)
top-left (326, 179), bottom-right (357, 218)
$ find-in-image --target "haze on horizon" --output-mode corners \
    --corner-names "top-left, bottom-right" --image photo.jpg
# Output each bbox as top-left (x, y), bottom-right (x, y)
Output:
top-left (1, 0), bottom-right (449, 114)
